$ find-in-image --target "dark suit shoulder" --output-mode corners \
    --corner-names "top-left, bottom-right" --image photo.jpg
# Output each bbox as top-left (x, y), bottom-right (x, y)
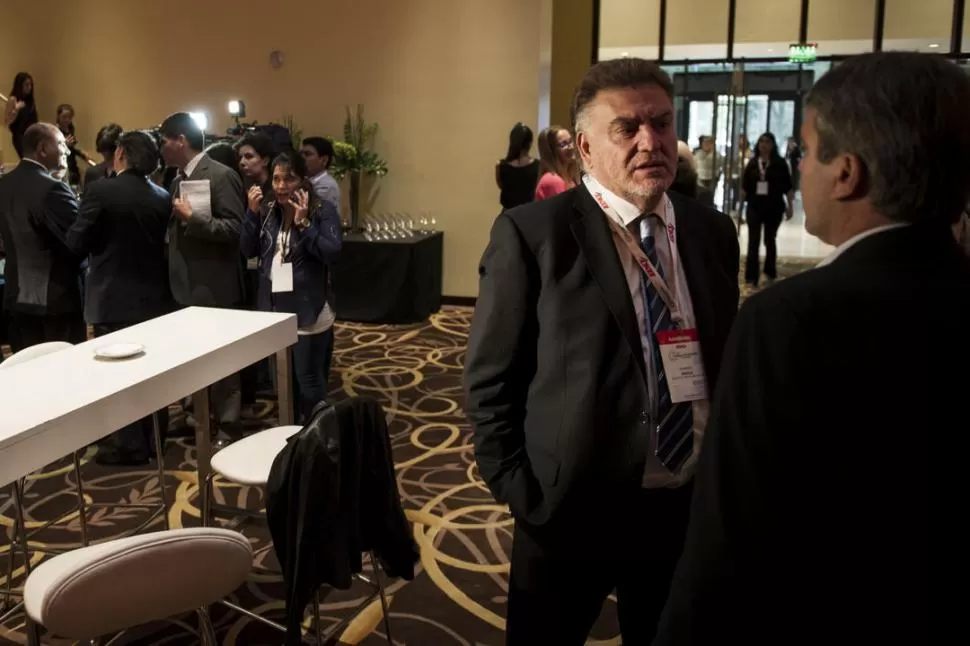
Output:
top-left (494, 187), bottom-right (579, 249)
top-left (668, 190), bottom-right (735, 239)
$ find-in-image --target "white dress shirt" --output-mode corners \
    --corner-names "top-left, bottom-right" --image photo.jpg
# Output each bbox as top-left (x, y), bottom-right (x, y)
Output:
top-left (183, 152), bottom-right (205, 179)
top-left (816, 223), bottom-right (910, 267)
top-left (583, 175), bottom-right (709, 488)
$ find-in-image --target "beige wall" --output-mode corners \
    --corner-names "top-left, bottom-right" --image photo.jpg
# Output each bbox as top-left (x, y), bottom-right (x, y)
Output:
top-left (600, 0), bottom-right (956, 48)
top-left (1, 0), bottom-right (543, 298)
top-left (550, 0), bottom-right (594, 129)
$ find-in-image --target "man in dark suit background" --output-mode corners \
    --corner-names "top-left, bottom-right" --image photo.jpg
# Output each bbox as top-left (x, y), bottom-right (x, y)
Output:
top-left (464, 58), bottom-right (739, 645)
top-left (0, 122), bottom-right (84, 352)
top-left (67, 129), bottom-right (174, 465)
top-left (654, 52), bottom-right (970, 646)
top-left (159, 111), bottom-right (245, 432)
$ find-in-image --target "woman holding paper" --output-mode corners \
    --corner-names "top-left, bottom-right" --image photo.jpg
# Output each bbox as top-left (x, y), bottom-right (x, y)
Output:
top-left (240, 151), bottom-right (342, 422)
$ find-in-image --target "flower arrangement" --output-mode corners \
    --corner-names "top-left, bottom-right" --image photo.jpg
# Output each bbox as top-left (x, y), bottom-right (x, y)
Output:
top-left (327, 105), bottom-right (388, 230)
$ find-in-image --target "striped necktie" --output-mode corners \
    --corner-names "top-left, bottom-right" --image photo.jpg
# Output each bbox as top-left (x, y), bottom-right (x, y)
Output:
top-left (639, 215), bottom-right (694, 471)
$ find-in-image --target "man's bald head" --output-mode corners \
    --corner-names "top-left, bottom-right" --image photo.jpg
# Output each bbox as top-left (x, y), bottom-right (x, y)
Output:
top-left (22, 122), bottom-right (68, 175)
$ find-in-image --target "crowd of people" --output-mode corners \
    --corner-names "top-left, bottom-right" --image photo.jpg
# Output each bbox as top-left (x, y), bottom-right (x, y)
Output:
top-left (0, 94), bottom-right (344, 466)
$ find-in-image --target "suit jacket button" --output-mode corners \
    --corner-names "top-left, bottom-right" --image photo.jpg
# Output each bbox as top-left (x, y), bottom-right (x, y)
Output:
top-left (639, 411), bottom-right (649, 425)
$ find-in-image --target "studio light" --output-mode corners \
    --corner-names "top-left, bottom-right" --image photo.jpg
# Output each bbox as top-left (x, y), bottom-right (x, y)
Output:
top-left (189, 111), bottom-right (209, 132)
top-left (228, 100), bottom-right (246, 118)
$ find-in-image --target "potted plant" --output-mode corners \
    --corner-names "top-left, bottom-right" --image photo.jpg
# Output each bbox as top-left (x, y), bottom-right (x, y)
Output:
top-left (328, 105), bottom-right (388, 231)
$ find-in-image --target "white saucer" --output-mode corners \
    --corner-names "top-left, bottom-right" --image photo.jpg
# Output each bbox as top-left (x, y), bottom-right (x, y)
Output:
top-left (94, 343), bottom-right (145, 360)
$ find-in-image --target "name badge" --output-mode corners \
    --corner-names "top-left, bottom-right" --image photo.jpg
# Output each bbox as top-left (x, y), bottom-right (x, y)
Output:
top-left (656, 329), bottom-right (708, 403)
top-left (756, 181), bottom-right (769, 196)
top-left (271, 256), bottom-right (294, 293)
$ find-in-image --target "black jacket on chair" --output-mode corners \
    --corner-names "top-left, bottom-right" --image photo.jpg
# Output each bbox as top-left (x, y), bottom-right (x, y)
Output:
top-left (266, 396), bottom-right (418, 643)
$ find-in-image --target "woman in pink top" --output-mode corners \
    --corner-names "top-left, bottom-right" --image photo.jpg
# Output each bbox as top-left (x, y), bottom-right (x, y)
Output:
top-left (535, 125), bottom-right (579, 200)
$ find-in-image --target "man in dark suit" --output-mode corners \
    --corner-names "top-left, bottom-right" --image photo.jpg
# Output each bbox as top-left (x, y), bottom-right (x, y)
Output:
top-left (654, 52), bottom-right (970, 646)
top-left (158, 112), bottom-right (245, 432)
top-left (159, 112), bottom-right (245, 309)
top-left (67, 129), bottom-right (174, 465)
top-left (464, 58), bottom-right (739, 645)
top-left (0, 123), bottom-right (84, 352)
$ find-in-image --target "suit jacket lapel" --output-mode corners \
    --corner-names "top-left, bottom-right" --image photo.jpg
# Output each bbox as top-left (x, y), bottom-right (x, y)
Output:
top-left (570, 186), bottom-right (647, 379)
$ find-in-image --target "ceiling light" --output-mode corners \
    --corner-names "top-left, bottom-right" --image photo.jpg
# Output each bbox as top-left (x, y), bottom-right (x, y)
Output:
top-left (929, 43), bottom-right (940, 48)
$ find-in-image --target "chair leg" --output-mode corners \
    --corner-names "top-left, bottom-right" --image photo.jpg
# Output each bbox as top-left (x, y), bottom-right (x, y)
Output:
top-left (13, 480), bottom-right (42, 646)
top-left (201, 473), bottom-right (215, 527)
top-left (152, 412), bottom-right (170, 530)
top-left (3, 485), bottom-right (15, 609)
top-left (196, 606), bottom-right (217, 646)
top-left (73, 451), bottom-right (89, 546)
top-left (313, 589), bottom-right (323, 644)
top-left (370, 551), bottom-right (393, 644)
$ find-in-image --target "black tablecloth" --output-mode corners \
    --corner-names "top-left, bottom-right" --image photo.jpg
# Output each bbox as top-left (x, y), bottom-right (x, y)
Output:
top-left (332, 232), bottom-right (443, 324)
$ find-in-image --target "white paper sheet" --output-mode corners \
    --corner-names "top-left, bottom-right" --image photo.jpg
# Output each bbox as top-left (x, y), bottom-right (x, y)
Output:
top-left (179, 180), bottom-right (212, 219)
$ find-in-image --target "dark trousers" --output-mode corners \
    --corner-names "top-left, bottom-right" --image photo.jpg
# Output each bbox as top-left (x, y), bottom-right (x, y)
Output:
top-left (292, 327), bottom-right (335, 422)
top-left (745, 208), bottom-right (783, 285)
top-left (506, 485), bottom-right (693, 646)
top-left (6, 311), bottom-right (86, 353)
top-left (93, 322), bottom-right (169, 458)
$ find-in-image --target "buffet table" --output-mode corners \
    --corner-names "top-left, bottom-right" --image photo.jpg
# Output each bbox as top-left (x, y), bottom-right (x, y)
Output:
top-left (332, 231), bottom-right (443, 324)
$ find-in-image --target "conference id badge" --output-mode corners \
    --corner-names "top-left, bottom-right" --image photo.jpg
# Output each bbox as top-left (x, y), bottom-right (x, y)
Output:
top-left (656, 329), bottom-right (708, 403)
top-left (271, 256), bottom-right (294, 293)
top-left (756, 181), bottom-right (769, 196)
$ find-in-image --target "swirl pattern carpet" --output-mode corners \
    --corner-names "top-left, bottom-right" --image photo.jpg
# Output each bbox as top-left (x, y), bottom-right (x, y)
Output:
top-left (0, 307), bottom-right (531, 645)
top-left (0, 259), bottom-right (814, 645)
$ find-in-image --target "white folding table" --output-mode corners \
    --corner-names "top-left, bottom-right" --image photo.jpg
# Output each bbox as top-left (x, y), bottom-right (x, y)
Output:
top-left (0, 306), bottom-right (297, 491)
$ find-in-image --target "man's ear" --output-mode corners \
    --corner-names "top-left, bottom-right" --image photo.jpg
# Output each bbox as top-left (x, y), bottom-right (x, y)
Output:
top-left (576, 130), bottom-right (593, 169)
top-left (832, 152), bottom-right (867, 201)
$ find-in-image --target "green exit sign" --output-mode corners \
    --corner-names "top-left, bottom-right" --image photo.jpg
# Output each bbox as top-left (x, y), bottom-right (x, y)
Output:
top-left (789, 43), bottom-right (818, 63)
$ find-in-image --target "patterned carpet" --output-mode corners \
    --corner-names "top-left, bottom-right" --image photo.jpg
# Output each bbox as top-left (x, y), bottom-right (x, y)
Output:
top-left (0, 258), bottom-right (815, 645)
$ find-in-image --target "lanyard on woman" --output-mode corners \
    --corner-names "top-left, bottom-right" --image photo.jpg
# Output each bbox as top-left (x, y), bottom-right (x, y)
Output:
top-left (583, 176), bottom-right (684, 326)
top-left (758, 157), bottom-right (768, 180)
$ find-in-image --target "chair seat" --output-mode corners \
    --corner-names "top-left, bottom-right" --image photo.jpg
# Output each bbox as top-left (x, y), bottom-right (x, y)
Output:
top-left (210, 425), bottom-right (302, 485)
top-left (24, 527), bottom-right (252, 638)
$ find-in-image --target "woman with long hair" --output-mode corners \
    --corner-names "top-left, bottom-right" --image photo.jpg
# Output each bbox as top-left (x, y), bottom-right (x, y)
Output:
top-left (739, 132), bottom-right (794, 288)
top-left (240, 152), bottom-right (342, 421)
top-left (495, 122), bottom-right (539, 210)
top-left (4, 72), bottom-right (38, 159)
top-left (535, 125), bottom-right (579, 200)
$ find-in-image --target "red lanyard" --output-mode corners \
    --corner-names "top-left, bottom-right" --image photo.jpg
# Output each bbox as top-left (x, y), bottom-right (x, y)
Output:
top-left (584, 176), bottom-right (683, 325)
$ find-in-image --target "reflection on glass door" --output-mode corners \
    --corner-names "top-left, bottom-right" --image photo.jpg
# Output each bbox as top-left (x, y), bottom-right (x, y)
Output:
top-left (744, 95), bottom-right (769, 144)
top-left (687, 101), bottom-right (714, 150)
top-left (768, 100), bottom-right (796, 146)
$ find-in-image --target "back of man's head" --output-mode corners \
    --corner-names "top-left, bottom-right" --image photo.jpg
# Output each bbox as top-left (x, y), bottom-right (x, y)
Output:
top-left (806, 51), bottom-right (970, 227)
top-left (22, 123), bottom-right (56, 158)
top-left (95, 123), bottom-right (124, 156)
top-left (118, 130), bottom-right (160, 177)
top-left (159, 112), bottom-right (205, 152)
